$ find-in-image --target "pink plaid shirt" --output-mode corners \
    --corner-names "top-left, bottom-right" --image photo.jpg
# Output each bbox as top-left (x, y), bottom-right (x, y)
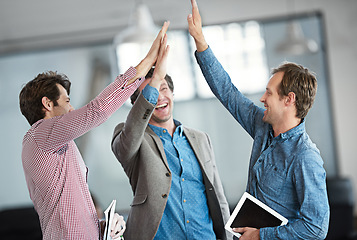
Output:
top-left (22, 67), bottom-right (141, 240)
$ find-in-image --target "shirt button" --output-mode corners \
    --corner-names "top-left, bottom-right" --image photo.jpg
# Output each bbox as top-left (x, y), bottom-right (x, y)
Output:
top-left (165, 172), bottom-right (171, 177)
top-left (181, 159), bottom-right (183, 162)
top-left (182, 178), bottom-right (185, 181)
top-left (183, 199), bottom-right (186, 203)
top-left (163, 130), bottom-right (166, 133)
top-left (186, 220), bottom-right (190, 223)
top-left (162, 194), bottom-right (167, 198)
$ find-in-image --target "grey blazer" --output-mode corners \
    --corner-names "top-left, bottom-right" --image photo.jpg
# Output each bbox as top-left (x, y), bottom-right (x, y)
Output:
top-left (111, 93), bottom-right (231, 240)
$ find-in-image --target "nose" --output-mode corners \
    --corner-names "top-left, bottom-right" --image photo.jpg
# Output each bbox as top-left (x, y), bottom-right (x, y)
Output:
top-left (158, 92), bottom-right (164, 101)
top-left (260, 93), bottom-right (265, 103)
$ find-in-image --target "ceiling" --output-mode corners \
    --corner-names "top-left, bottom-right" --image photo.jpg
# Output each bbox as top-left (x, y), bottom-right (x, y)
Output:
top-left (0, 0), bottom-right (193, 55)
top-left (0, 0), bottom-right (323, 56)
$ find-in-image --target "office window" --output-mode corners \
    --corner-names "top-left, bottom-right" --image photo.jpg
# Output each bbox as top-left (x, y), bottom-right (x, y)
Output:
top-left (116, 21), bottom-right (268, 101)
top-left (192, 21), bottom-right (269, 98)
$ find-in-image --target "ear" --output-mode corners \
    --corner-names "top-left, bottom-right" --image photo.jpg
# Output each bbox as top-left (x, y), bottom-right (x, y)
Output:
top-left (41, 96), bottom-right (53, 112)
top-left (285, 92), bottom-right (296, 106)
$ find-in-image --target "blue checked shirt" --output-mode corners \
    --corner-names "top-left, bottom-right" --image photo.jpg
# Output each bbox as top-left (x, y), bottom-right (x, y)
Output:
top-left (195, 47), bottom-right (330, 239)
top-left (142, 85), bottom-right (216, 240)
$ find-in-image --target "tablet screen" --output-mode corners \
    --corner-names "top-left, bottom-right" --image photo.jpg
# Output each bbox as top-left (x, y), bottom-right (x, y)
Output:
top-left (225, 192), bottom-right (288, 238)
top-left (230, 198), bottom-right (283, 228)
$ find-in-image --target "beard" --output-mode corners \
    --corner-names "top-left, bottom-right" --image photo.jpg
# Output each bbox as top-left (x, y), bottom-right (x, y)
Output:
top-left (151, 112), bottom-right (172, 124)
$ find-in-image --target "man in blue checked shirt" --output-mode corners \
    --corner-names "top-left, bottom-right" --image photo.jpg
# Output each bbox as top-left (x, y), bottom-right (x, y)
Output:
top-left (187, 0), bottom-right (330, 239)
top-left (111, 33), bottom-right (232, 240)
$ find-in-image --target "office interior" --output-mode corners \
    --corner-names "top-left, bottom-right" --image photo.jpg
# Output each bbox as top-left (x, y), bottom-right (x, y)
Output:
top-left (0, 0), bottom-right (356, 239)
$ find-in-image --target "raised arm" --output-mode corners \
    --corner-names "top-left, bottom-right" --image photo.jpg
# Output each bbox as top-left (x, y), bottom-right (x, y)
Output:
top-left (35, 22), bottom-right (170, 152)
top-left (112, 26), bottom-right (170, 175)
top-left (187, 0), bottom-right (208, 52)
top-left (129, 21), bottom-right (170, 85)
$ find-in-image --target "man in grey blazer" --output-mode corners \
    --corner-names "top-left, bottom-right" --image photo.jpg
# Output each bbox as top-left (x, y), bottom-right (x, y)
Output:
top-left (111, 35), bottom-right (231, 240)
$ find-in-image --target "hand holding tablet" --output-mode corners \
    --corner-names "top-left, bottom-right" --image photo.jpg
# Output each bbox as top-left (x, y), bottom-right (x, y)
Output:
top-left (225, 192), bottom-right (288, 238)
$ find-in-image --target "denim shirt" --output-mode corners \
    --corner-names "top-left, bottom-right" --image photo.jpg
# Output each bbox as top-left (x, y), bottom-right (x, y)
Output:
top-left (195, 47), bottom-right (330, 239)
top-left (142, 85), bottom-right (216, 240)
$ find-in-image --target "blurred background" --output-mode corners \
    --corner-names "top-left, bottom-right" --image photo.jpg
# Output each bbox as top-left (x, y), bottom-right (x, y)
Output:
top-left (0, 0), bottom-right (356, 239)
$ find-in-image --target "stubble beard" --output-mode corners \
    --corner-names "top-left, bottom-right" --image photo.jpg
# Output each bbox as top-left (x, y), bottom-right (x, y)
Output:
top-left (151, 113), bottom-right (172, 124)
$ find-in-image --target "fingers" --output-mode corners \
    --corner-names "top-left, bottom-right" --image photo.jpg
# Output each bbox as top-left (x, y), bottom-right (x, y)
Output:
top-left (187, 0), bottom-right (199, 28)
top-left (150, 34), bottom-right (170, 89)
top-left (187, 0), bottom-right (208, 52)
top-left (233, 227), bottom-right (244, 233)
top-left (187, 14), bottom-right (194, 31)
top-left (187, 0), bottom-right (202, 37)
top-left (191, 0), bottom-right (199, 18)
top-left (161, 21), bottom-right (170, 36)
top-left (158, 34), bottom-right (167, 56)
top-left (159, 34), bottom-right (169, 60)
top-left (156, 21), bottom-right (170, 43)
top-left (147, 20), bottom-right (170, 59)
top-left (148, 21), bottom-right (169, 59)
top-left (110, 213), bottom-right (126, 239)
top-left (133, 20), bottom-right (170, 84)
top-left (189, 0), bottom-right (200, 26)
top-left (187, 13), bottom-right (193, 23)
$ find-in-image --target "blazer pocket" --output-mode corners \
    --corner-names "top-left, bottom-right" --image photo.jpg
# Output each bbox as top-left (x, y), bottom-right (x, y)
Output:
top-left (130, 194), bottom-right (147, 207)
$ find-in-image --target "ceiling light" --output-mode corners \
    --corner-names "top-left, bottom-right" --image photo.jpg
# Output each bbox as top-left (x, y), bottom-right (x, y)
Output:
top-left (113, 3), bottom-right (158, 74)
top-left (276, 20), bottom-right (318, 55)
top-left (113, 3), bottom-right (159, 45)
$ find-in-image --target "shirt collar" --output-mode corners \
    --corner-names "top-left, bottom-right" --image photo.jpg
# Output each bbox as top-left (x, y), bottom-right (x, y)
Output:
top-left (149, 119), bottom-right (184, 137)
top-left (174, 119), bottom-right (184, 136)
top-left (272, 118), bottom-right (306, 140)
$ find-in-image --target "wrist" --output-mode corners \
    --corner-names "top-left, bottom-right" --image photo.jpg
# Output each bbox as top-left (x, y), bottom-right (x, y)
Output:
top-left (135, 58), bottom-right (153, 78)
top-left (149, 75), bottom-right (161, 90)
top-left (195, 38), bottom-right (208, 52)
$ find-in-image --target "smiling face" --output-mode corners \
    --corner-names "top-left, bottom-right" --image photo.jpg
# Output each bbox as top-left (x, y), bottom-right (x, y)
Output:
top-left (149, 80), bottom-right (174, 127)
top-left (259, 72), bottom-right (286, 127)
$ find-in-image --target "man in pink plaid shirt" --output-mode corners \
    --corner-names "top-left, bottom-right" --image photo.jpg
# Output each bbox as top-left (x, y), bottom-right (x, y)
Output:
top-left (19, 21), bottom-right (169, 240)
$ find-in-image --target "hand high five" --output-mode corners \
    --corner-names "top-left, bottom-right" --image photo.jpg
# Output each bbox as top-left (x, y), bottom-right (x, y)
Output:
top-left (150, 33), bottom-right (170, 89)
top-left (187, 0), bottom-right (208, 52)
top-left (130, 21), bottom-right (170, 85)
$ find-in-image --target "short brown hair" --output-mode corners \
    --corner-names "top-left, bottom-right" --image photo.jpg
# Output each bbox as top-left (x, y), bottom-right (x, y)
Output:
top-left (130, 67), bottom-right (174, 104)
top-left (19, 71), bottom-right (71, 125)
top-left (272, 62), bottom-right (317, 119)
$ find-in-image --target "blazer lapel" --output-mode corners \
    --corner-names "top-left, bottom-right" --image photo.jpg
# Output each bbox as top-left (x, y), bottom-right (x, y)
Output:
top-left (183, 127), bottom-right (205, 168)
top-left (146, 126), bottom-right (171, 172)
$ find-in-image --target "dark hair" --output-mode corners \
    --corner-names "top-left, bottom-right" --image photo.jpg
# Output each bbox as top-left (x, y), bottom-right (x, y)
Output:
top-left (130, 67), bottom-right (174, 104)
top-left (272, 62), bottom-right (317, 119)
top-left (19, 71), bottom-right (71, 125)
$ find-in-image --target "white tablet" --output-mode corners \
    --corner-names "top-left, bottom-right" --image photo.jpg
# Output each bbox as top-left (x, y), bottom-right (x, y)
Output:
top-left (225, 192), bottom-right (288, 238)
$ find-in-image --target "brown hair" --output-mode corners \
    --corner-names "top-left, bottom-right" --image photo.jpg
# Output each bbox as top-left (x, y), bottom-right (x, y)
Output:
top-left (272, 62), bottom-right (317, 119)
top-left (130, 67), bottom-right (174, 104)
top-left (19, 71), bottom-right (71, 125)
